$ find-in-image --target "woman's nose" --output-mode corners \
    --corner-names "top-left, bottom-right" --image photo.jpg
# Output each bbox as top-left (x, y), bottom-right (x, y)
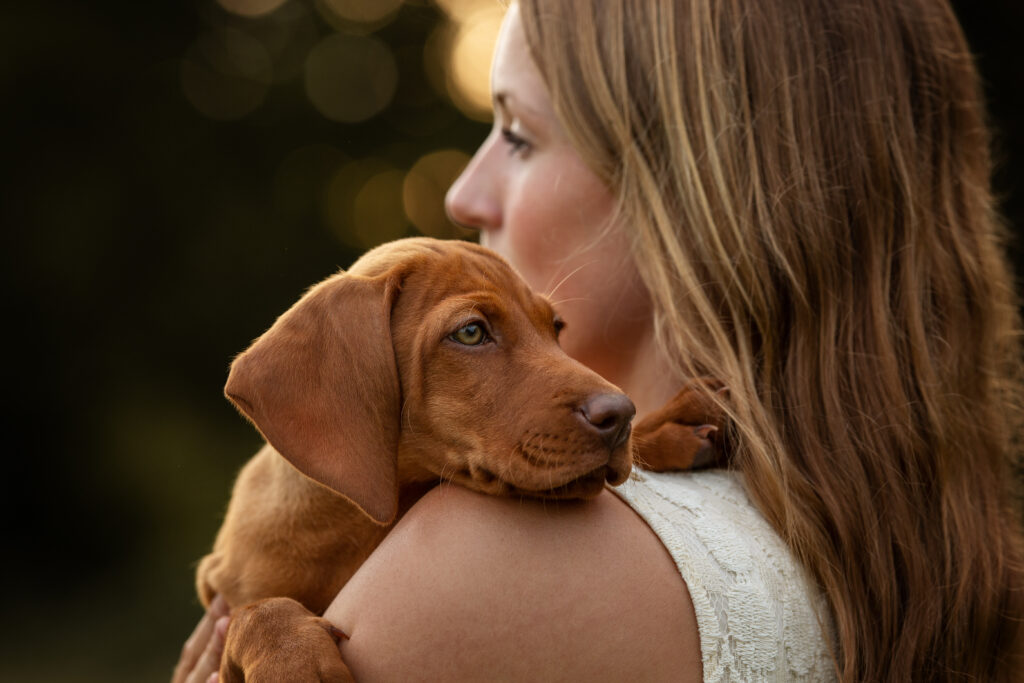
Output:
top-left (445, 148), bottom-right (501, 233)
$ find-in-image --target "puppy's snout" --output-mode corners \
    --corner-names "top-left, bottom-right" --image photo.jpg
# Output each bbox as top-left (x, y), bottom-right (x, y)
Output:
top-left (577, 393), bottom-right (636, 451)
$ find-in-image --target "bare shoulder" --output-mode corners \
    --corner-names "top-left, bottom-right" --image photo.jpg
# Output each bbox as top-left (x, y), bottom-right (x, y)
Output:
top-left (324, 485), bottom-right (702, 682)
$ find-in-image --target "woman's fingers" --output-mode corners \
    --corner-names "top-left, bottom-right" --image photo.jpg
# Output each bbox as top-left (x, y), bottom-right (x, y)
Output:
top-left (172, 596), bottom-right (229, 683)
top-left (186, 616), bottom-right (229, 683)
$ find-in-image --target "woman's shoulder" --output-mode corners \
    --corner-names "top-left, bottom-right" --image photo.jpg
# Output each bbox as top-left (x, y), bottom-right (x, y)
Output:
top-left (324, 484), bottom-right (702, 682)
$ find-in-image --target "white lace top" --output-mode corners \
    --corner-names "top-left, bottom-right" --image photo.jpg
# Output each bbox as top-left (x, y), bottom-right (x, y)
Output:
top-left (612, 469), bottom-right (837, 682)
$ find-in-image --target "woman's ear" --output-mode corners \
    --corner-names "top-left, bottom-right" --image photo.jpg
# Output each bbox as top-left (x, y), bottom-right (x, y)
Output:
top-left (224, 271), bottom-right (403, 525)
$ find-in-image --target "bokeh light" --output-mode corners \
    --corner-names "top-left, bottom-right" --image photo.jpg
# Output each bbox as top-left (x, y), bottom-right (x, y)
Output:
top-left (354, 169), bottom-right (409, 246)
top-left (426, 2), bottom-right (504, 121)
top-left (216, 0), bottom-right (289, 18)
top-left (181, 29), bottom-right (274, 120)
top-left (403, 149), bottom-right (471, 238)
top-left (304, 33), bottom-right (398, 123)
top-left (316, 0), bottom-right (404, 27)
top-left (325, 159), bottom-right (409, 249)
top-left (246, 0), bottom-right (320, 84)
top-left (434, 0), bottom-right (485, 23)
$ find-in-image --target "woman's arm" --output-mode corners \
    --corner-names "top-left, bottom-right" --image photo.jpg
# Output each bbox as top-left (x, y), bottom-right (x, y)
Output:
top-left (324, 485), bottom-right (702, 682)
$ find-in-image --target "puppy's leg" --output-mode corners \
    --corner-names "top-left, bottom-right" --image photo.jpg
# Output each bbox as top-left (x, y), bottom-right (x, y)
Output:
top-left (633, 380), bottom-right (728, 471)
top-left (219, 597), bottom-right (354, 683)
top-left (197, 445), bottom-right (389, 614)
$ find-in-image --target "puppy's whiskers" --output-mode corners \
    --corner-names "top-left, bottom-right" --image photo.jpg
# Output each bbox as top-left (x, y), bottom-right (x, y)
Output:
top-left (547, 296), bottom-right (590, 308)
top-left (438, 458), bottom-right (454, 486)
top-left (544, 261), bottom-right (594, 302)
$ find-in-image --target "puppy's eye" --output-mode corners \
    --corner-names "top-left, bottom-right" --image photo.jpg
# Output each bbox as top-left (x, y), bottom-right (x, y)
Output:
top-left (450, 323), bottom-right (488, 346)
top-left (553, 315), bottom-right (566, 338)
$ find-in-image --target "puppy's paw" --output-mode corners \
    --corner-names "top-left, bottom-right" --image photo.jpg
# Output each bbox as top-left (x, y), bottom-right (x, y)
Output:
top-left (633, 380), bottom-right (729, 471)
top-left (220, 597), bottom-right (354, 683)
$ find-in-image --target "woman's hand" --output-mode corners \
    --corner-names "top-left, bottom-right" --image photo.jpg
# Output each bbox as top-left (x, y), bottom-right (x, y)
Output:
top-left (172, 595), bottom-right (230, 683)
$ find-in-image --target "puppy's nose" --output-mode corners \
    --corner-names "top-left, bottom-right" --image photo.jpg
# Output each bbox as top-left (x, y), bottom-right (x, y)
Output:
top-left (577, 393), bottom-right (636, 451)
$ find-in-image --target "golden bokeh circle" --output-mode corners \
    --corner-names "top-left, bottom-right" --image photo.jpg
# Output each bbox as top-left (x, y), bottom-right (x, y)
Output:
top-left (180, 29), bottom-right (273, 121)
top-left (403, 149), bottom-right (471, 238)
top-left (304, 33), bottom-right (398, 123)
top-left (216, 0), bottom-right (289, 18)
top-left (325, 159), bottom-right (413, 249)
top-left (434, 0), bottom-right (485, 23)
top-left (428, 4), bottom-right (505, 122)
top-left (318, 0), bottom-right (404, 25)
top-left (354, 169), bottom-right (409, 247)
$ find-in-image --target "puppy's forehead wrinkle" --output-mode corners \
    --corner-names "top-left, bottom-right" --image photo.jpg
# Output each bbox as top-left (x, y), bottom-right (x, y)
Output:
top-left (357, 238), bottom-right (550, 329)
top-left (346, 236), bottom-right (517, 273)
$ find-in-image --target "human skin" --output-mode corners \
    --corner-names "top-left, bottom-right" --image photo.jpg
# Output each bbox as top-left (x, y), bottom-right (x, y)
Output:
top-left (323, 485), bottom-right (701, 681)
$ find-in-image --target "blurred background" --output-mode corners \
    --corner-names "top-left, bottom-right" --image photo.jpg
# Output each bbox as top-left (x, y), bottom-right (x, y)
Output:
top-left (0, 0), bottom-right (1020, 680)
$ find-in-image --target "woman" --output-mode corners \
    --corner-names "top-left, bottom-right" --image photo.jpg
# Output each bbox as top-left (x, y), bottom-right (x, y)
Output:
top-left (176, 0), bottom-right (1024, 680)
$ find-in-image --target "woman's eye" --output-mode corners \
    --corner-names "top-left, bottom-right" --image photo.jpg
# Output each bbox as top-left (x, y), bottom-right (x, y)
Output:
top-left (501, 128), bottom-right (530, 157)
top-left (450, 323), bottom-right (488, 346)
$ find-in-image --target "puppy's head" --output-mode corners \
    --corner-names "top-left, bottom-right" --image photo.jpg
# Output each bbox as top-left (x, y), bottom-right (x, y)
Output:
top-left (225, 238), bottom-right (634, 525)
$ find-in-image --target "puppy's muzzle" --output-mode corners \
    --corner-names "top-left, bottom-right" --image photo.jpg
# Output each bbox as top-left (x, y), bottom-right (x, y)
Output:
top-left (576, 392), bottom-right (636, 452)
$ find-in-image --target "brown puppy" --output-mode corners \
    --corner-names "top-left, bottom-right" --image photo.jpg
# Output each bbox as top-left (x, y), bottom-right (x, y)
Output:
top-left (198, 238), bottom-right (724, 682)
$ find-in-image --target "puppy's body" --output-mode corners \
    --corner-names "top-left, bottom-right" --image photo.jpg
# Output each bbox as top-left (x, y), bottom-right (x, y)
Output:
top-left (198, 238), bottom-right (725, 682)
top-left (197, 445), bottom-right (388, 615)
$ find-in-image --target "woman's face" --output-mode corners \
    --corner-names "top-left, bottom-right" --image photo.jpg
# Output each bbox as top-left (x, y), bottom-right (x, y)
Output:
top-left (445, 4), bottom-right (651, 385)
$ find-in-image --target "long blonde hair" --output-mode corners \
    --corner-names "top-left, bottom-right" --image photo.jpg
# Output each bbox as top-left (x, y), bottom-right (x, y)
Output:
top-left (519, 0), bottom-right (1024, 679)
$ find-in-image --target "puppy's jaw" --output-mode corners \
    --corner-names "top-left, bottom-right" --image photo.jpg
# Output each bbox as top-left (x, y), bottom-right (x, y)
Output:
top-left (445, 462), bottom-right (609, 500)
top-left (437, 427), bottom-right (634, 501)
top-left (511, 465), bottom-right (610, 499)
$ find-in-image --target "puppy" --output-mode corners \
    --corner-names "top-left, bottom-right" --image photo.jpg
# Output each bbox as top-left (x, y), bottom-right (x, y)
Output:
top-left (198, 238), bottom-right (725, 681)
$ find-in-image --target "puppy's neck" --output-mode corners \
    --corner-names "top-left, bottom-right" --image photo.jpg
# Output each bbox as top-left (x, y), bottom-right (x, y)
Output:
top-left (394, 452), bottom-right (441, 518)
top-left (396, 480), bottom-right (438, 519)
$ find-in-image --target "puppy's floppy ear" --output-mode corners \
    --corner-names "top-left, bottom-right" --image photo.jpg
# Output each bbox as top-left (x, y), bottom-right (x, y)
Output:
top-left (225, 271), bottom-right (402, 525)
